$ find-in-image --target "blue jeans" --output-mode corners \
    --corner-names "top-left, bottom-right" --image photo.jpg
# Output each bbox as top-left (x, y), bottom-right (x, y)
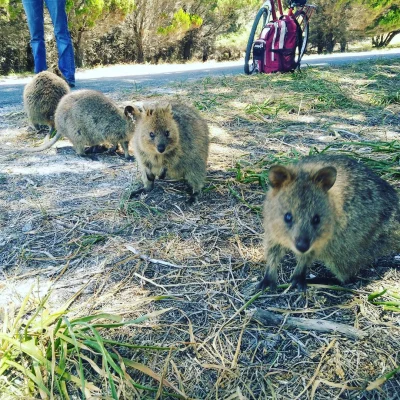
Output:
top-left (22, 0), bottom-right (75, 85)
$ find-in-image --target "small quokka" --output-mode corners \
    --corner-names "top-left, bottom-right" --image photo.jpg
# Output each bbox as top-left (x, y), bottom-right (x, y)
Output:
top-left (132, 101), bottom-right (210, 203)
top-left (23, 90), bottom-right (136, 159)
top-left (260, 155), bottom-right (400, 291)
top-left (23, 70), bottom-right (70, 132)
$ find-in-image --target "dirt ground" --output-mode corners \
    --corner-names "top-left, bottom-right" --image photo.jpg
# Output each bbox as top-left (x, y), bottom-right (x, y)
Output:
top-left (0, 60), bottom-right (400, 399)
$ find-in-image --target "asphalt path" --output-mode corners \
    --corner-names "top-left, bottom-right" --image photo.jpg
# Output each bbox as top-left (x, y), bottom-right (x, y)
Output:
top-left (1, 48), bottom-right (400, 119)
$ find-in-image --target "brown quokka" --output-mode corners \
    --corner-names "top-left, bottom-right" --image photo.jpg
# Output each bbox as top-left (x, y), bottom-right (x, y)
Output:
top-left (132, 101), bottom-right (210, 203)
top-left (23, 70), bottom-right (70, 132)
top-left (24, 90), bottom-right (136, 159)
top-left (260, 155), bottom-right (400, 292)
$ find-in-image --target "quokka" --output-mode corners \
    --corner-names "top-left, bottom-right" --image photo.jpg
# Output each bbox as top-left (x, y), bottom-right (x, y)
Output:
top-left (23, 70), bottom-right (70, 132)
top-left (260, 155), bottom-right (400, 291)
top-left (22, 90), bottom-right (136, 159)
top-left (132, 101), bottom-right (209, 203)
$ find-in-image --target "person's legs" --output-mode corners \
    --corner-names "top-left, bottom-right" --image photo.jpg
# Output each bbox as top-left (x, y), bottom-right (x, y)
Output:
top-left (22, 0), bottom-right (47, 73)
top-left (45, 0), bottom-right (76, 86)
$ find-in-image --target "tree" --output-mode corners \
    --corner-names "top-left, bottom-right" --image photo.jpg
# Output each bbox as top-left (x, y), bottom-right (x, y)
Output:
top-left (125, 0), bottom-right (256, 63)
top-left (66, 0), bottom-right (135, 66)
top-left (348, 0), bottom-right (400, 47)
top-left (171, 0), bottom-right (258, 61)
top-left (0, 0), bottom-right (32, 74)
top-left (308, 0), bottom-right (354, 53)
top-left (370, 5), bottom-right (400, 47)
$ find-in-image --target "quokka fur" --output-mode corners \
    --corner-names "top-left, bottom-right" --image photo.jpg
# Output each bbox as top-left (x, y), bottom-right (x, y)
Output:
top-left (23, 90), bottom-right (136, 159)
top-left (132, 101), bottom-right (209, 203)
top-left (260, 154), bottom-right (400, 291)
top-left (23, 70), bottom-right (70, 132)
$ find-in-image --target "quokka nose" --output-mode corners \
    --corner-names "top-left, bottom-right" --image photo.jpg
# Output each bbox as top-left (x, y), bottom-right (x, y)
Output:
top-left (295, 237), bottom-right (310, 253)
top-left (157, 144), bottom-right (166, 153)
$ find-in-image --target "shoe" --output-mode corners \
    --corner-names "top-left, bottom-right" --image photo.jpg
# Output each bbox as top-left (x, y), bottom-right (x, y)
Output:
top-left (68, 82), bottom-right (75, 88)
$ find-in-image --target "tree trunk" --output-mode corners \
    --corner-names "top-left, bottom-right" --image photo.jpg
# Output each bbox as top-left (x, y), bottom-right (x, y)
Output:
top-left (202, 45), bottom-right (209, 62)
top-left (372, 31), bottom-right (400, 48)
top-left (325, 33), bottom-right (335, 53)
top-left (26, 42), bottom-right (34, 71)
top-left (182, 34), bottom-right (193, 60)
top-left (73, 29), bottom-right (84, 68)
top-left (132, 17), bottom-right (144, 63)
top-left (135, 35), bottom-right (144, 63)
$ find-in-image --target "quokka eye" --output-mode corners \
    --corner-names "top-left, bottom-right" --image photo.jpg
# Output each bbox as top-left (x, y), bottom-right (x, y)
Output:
top-left (149, 132), bottom-right (155, 139)
top-left (284, 212), bottom-right (293, 224)
top-left (165, 130), bottom-right (170, 137)
top-left (312, 214), bottom-right (320, 225)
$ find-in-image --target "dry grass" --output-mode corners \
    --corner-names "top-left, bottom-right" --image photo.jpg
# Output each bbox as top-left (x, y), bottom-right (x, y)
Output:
top-left (0, 59), bottom-right (399, 399)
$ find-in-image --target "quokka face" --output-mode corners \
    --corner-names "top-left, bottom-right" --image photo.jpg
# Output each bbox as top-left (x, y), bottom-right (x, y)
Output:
top-left (139, 105), bottom-right (180, 155)
top-left (266, 165), bottom-right (337, 256)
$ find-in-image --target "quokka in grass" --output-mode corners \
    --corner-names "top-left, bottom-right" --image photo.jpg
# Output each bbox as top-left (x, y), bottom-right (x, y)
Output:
top-left (22, 89), bottom-right (136, 159)
top-left (131, 101), bottom-right (210, 204)
top-left (259, 154), bottom-right (400, 292)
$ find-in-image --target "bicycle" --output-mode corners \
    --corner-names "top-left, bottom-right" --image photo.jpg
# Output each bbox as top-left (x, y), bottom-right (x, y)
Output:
top-left (244, 0), bottom-right (316, 75)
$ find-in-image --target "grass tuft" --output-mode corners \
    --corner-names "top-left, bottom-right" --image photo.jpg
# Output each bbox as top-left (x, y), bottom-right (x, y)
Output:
top-left (0, 286), bottom-right (184, 399)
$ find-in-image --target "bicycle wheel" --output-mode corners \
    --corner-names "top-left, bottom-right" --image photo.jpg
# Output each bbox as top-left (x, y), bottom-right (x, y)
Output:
top-left (244, 7), bottom-right (271, 75)
top-left (294, 10), bottom-right (309, 65)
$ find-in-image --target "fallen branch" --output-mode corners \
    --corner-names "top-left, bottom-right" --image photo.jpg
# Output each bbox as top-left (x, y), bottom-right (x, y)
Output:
top-left (252, 309), bottom-right (367, 340)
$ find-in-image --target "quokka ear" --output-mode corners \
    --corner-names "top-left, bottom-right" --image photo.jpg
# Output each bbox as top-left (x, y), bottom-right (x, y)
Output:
top-left (269, 165), bottom-right (293, 189)
top-left (142, 104), bottom-right (155, 116)
top-left (146, 108), bottom-right (155, 116)
top-left (124, 105), bottom-right (137, 118)
top-left (158, 102), bottom-right (172, 116)
top-left (312, 166), bottom-right (337, 191)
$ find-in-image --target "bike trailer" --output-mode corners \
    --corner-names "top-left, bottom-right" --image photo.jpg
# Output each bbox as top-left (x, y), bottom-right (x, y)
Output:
top-left (253, 15), bottom-right (301, 73)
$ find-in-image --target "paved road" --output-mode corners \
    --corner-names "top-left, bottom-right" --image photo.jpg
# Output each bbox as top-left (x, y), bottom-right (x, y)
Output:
top-left (1, 48), bottom-right (400, 115)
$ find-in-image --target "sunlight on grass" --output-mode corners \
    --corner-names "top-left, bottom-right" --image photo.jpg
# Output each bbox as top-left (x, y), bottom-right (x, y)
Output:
top-left (0, 284), bottom-right (184, 399)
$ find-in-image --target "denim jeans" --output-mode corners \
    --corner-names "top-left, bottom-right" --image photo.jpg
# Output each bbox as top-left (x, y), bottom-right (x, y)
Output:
top-left (22, 0), bottom-right (75, 85)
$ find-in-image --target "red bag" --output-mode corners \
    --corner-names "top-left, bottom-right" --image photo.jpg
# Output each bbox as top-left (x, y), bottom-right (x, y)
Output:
top-left (253, 15), bottom-right (300, 73)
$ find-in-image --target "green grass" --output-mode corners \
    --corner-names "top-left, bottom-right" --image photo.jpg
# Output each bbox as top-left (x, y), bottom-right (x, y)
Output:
top-left (234, 140), bottom-right (400, 190)
top-left (119, 192), bottom-right (162, 220)
top-left (0, 286), bottom-right (184, 399)
top-left (368, 288), bottom-right (400, 312)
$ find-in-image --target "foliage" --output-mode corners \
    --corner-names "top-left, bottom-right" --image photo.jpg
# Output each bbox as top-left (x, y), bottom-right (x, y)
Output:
top-left (66, 0), bottom-right (134, 30)
top-left (348, 0), bottom-right (400, 46)
top-left (157, 8), bottom-right (203, 38)
top-left (191, 0), bottom-right (259, 50)
top-left (0, 0), bottom-right (24, 21)
top-left (371, 4), bottom-right (400, 32)
top-left (308, 0), bottom-right (359, 53)
top-left (0, 0), bottom-right (31, 75)
top-left (66, 0), bottom-right (135, 66)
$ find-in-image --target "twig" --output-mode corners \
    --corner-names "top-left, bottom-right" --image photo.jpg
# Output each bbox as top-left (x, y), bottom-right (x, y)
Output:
top-left (54, 220), bottom-right (109, 235)
top-left (133, 272), bottom-right (169, 293)
top-left (125, 244), bottom-right (185, 269)
top-left (294, 339), bottom-right (336, 400)
top-left (252, 309), bottom-right (367, 340)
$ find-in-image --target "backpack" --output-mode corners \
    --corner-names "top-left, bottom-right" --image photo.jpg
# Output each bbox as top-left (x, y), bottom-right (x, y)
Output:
top-left (253, 15), bottom-right (301, 74)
